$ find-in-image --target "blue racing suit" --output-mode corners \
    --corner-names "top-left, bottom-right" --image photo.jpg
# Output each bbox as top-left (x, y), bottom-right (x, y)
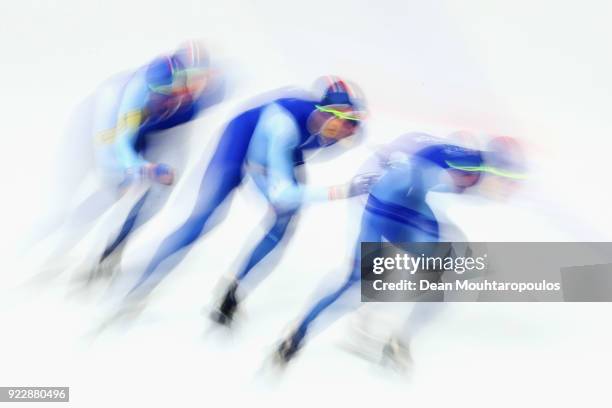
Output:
top-left (130, 94), bottom-right (343, 295)
top-left (92, 61), bottom-right (224, 263)
top-left (289, 133), bottom-right (484, 346)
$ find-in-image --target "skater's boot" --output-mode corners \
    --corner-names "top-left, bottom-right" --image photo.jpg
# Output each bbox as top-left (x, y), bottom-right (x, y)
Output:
top-left (210, 280), bottom-right (239, 326)
top-left (80, 242), bottom-right (126, 287)
top-left (275, 333), bottom-right (302, 365)
top-left (381, 336), bottom-right (413, 372)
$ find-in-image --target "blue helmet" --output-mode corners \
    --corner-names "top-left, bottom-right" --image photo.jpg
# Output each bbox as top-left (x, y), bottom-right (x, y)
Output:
top-left (320, 76), bottom-right (358, 107)
top-left (145, 55), bottom-right (183, 94)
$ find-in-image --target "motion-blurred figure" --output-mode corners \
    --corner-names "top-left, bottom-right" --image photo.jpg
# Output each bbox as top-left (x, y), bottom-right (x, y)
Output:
top-left (126, 77), bottom-right (377, 314)
top-left (37, 40), bottom-right (224, 282)
top-left (275, 132), bottom-right (526, 366)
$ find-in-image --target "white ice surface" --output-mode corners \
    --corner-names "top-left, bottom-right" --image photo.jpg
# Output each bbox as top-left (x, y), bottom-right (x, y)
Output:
top-left (2, 0), bottom-right (612, 406)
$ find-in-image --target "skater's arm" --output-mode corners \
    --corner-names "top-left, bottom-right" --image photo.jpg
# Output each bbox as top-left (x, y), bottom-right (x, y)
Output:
top-left (262, 104), bottom-right (379, 209)
top-left (112, 77), bottom-right (150, 170)
top-left (263, 107), bottom-right (329, 210)
top-left (109, 77), bottom-right (176, 186)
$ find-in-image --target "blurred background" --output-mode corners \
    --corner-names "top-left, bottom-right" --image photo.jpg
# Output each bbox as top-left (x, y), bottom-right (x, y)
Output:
top-left (1, 0), bottom-right (611, 406)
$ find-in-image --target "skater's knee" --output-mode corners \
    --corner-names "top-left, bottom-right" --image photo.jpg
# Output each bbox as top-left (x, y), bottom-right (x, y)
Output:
top-left (167, 215), bottom-right (207, 249)
top-left (269, 195), bottom-right (302, 215)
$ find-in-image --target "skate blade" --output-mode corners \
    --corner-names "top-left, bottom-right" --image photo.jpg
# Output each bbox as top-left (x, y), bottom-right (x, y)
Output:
top-left (252, 349), bottom-right (293, 385)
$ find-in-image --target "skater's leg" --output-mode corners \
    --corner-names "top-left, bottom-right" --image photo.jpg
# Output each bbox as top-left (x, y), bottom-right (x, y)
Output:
top-left (234, 165), bottom-right (303, 285)
top-left (278, 197), bottom-right (442, 362)
top-left (212, 163), bottom-right (303, 323)
top-left (212, 210), bottom-right (298, 324)
top-left (378, 209), bottom-right (443, 369)
top-left (387, 217), bottom-right (447, 358)
top-left (129, 163), bottom-right (243, 296)
top-left (73, 184), bottom-right (148, 267)
top-left (277, 255), bottom-right (363, 362)
top-left (236, 209), bottom-right (298, 282)
top-left (292, 259), bottom-right (361, 343)
top-left (126, 109), bottom-right (259, 297)
top-left (278, 211), bottom-right (383, 359)
top-left (99, 189), bottom-right (150, 263)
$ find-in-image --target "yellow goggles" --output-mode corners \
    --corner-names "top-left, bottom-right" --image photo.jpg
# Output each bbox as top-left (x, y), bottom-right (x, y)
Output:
top-left (315, 105), bottom-right (362, 121)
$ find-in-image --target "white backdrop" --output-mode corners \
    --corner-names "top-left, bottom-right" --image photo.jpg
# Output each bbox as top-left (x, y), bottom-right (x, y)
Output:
top-left (1, 1), bottom-right (611, 407)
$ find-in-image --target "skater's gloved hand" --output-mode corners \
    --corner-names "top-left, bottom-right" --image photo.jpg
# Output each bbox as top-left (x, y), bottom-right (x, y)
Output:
top-left (144, 163), bottom-right (175, 185)
top-left (121, 163), bottom-right (175, 188)
top-left (347, 172), bottom-right (381, 197)
top-left (329, 172), bottom-right (381, 200)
